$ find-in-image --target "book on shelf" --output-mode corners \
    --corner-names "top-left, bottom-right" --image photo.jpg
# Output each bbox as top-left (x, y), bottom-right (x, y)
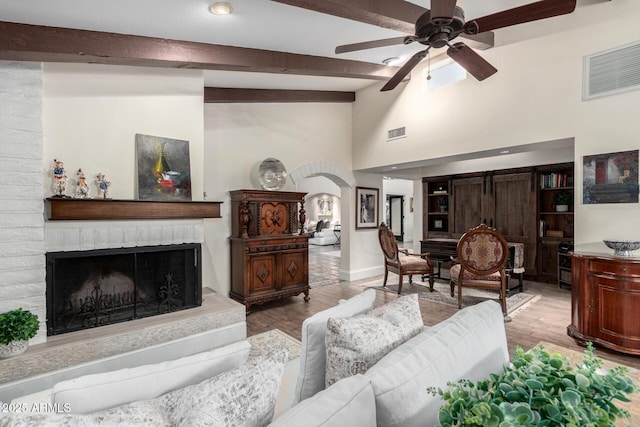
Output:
top-left (540, 172), bottom-right (574, 189)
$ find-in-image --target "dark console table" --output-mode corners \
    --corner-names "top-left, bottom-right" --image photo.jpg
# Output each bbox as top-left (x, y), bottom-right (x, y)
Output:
top-left (421, 238), bottom-right (525, 293)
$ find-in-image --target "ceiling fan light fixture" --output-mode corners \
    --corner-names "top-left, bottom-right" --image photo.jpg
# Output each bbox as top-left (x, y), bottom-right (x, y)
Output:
top-left (209, 2), bottom-right (233, 15)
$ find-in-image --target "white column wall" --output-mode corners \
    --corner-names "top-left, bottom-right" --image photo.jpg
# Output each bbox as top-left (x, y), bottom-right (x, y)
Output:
top-left (0, 62), bottom-right (46, 344)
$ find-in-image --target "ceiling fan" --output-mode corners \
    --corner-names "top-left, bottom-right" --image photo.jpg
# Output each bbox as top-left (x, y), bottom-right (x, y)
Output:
top-left (334, 0), bottom-right (577, 91)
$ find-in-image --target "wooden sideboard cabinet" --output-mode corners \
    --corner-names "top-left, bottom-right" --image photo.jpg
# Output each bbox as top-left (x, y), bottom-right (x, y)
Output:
top-left (568, 252), bottom-right (640, 355)
top-left (229, 189), bottom-right (309, 312)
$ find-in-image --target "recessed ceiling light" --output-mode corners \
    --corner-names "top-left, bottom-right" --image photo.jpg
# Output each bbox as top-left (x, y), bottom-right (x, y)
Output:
top-left (390, 166), bottom-right (398, 169)
top-left (209, 2), bottom-right (233, 15)
top-left (500, 150), bottom-right (510, 154)
top-left (382, 57), bottom-right (402, 66)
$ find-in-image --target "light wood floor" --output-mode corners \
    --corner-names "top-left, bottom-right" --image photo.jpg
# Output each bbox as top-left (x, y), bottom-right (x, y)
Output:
top-left (247, 245), bottom-right (640, 370)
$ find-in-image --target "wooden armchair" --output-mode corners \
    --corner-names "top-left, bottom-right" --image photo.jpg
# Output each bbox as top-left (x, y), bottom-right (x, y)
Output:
top-left (378, 223), bottom-right (434, 294)
top-left (449, 224), bottom-right (509, 315)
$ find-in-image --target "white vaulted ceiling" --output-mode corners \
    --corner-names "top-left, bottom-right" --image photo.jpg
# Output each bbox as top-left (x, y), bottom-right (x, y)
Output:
top-left (0, 0), bottom-right (602, 91)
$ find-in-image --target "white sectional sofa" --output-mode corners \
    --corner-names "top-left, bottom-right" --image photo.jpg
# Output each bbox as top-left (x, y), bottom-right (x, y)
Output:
top-left (1, 291), bottom-right (509, 426)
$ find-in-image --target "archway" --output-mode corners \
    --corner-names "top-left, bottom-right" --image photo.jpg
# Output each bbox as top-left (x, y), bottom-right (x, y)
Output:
top-left (290, 162), bottom-right (356, 282)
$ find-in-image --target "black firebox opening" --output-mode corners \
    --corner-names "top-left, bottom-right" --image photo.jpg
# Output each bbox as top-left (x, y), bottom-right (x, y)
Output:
top-left (46, 243), bottom-right (202, 336)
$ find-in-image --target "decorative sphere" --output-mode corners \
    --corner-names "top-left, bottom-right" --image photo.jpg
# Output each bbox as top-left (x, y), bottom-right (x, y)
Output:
top-left (259, 158), bottom-right (287, 191)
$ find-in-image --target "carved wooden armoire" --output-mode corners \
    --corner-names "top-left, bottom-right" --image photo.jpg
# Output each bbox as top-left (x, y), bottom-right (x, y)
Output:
top-left (229, 189), bottom-right (309, 312)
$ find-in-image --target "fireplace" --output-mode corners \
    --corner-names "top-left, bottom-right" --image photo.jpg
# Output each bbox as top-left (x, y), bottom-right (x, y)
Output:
top-left (46, 243), bottom-right (202, 336)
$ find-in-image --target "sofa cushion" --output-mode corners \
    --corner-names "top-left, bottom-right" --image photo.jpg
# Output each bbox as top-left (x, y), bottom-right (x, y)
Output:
top-left (52, 340), bottom-right (251, 414)
top-left (294, 288), bottom-right (376, 403)
top-left (364, 300), bottom-right (509, 427)
top-left (325, 294), bottom-right (423, 387)
top-left (269, 374), bottom-right (376, 427)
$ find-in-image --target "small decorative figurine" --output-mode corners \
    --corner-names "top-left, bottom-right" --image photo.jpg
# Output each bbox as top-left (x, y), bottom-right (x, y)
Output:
top-left (75, 169), bottom-right (90, 199)
top-left (52, 159), bottom-right (68, 197)
top-left (96, 172), bottom-right (111, 199)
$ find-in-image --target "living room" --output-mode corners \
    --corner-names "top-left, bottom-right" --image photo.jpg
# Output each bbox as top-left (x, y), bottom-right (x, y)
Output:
top-left (1, 0), bottom-right (640, 424)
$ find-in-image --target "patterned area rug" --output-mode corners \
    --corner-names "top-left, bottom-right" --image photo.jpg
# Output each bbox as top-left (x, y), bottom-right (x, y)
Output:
top-left (360, 277), bottom-right (540, 317)
top-left (247, 329), bottom-right (301, 361)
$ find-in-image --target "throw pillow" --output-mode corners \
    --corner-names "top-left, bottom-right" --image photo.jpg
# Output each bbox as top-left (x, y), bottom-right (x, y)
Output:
top-left (294, 288), bottom-right (376, 403)
top-left (0, 402), bottom-right (169, 426)
top-left (53, 340), bottom-right (252, 414)
top-left (325, 293), bottom-right (423, 387)
top-left (161, 346), bottom-right (289, 426)
top-left (364, 300), bottom-right (508, 427)
top-left (2, 347), bottom-right (289, 427)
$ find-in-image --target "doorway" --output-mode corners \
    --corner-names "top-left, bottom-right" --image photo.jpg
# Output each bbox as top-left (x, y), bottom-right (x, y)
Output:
top-left (387, 195), bottom-right (404, 242)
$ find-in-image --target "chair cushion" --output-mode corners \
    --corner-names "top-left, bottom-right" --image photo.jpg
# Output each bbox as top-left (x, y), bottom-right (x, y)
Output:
top-left (450, 263), bottom-right (502, 283)
top-left (398, 255), bottom-right (429, 270)
top-left (294, 289), bottom-right (377, 403)
top-left (324, 294), bottom-right (423, 387)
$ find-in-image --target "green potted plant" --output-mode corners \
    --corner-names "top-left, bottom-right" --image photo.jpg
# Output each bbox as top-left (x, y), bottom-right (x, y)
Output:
top-left (438, 197), bottom-right (448, 213)
top-left (429, 343), bottom-right (638, 427)
top-left (553, 191), bottom-right (572, 212)
top-left (0, 308), bottom-right (40, 358)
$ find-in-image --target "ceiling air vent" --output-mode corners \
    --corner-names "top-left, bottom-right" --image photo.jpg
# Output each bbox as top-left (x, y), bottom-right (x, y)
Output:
top-left (584, 41), bottom-right (640, 100)
top-left (387, 126), bottom-right (406, 141)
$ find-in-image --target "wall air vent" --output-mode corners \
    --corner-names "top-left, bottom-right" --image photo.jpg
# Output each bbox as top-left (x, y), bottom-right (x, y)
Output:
top-left (387, 126), bottom-right (406, 141)
top-left (584, 41), bottom-right (640, 100)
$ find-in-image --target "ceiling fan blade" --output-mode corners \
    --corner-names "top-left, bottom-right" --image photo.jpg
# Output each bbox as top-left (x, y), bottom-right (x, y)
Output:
top-left (381, 48), bottom-right (429, 92)
top-left (430, 0), bottom-right (457, 25)
top-left (466, 0), bottom-right (576, 34)
top-left (335, 36), bottom-right (408, 54)
top-left (446, 42), bottom-right (497, 81)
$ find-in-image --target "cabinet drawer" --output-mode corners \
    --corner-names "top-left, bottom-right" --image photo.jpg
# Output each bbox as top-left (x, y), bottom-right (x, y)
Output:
top-left (589, 260), bottom-right (640, 277)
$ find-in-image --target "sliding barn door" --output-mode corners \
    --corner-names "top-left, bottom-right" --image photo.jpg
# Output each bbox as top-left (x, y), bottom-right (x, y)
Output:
top-left (488, 173), bottom-right (537, 274)
top-left (452, 177), bottom-right (486, 236)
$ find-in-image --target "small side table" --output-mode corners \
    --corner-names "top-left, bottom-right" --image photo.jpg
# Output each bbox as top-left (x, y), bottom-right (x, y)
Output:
top-left (333, 224), bottom-right (341, 245)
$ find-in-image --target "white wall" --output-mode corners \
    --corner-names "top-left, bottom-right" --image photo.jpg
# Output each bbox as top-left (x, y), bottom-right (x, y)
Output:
top-left (352, 1), bottom-right (640, 250)
top-left (203, 103), bottom-right (353, 294)
top-left (42, 64), bottom-right (205, 200)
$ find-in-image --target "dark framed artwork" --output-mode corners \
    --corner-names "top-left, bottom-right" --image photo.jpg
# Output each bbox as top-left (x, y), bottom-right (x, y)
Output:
top-left (135, 134), bottom-right (192, 201)
top-left (583, 149), bottom-right (639, 204)
top-left (355, 186), bottom-right (379, 230)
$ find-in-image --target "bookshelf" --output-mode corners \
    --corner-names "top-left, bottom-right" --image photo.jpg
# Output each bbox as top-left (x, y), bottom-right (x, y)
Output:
top-left (424, 176), bottom-right (450, 237)
top-left (537, 162), bottom-right (574, 283)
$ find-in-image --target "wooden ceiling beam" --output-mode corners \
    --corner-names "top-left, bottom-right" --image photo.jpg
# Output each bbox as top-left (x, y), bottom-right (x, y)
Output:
top-left (271, 0), bottom-right (425, 34)
top-left (0, 21), bottom-right (398, 81)
top-left (270, 1), bottom-right (494, 50)
top-left (204, 87), bottom-right (355, 103)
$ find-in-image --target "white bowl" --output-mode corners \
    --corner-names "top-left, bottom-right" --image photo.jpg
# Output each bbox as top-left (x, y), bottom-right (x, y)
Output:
top-left (603, 240), bottom-right (640, 257)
